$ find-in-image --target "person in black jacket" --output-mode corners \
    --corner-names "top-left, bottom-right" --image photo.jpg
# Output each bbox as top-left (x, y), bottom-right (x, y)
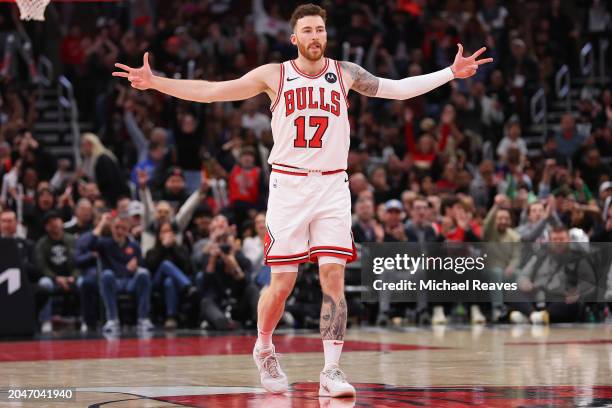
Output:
top-left (80, 133), bottom-right (130, 208)
top-left (144, 220), bottom-right (196, 329)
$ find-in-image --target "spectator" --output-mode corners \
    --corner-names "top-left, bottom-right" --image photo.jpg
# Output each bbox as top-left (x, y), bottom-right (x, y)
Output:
top-left (483, 195), bottom-right (521, 321)
top-left (80, 133), bottom-right (130, 207)
top-left (144, 220), bottom-right (197, 329)
top-left (64, 198), bottom-right (94, 237)
top-left (352, 198), bottom-right (384, 243)
top-left (228, 146), bottom-right (266, 227)
top-left (496, 119), bottom-right (528, 162)
top-left (241, 212), bottom-right (268, 286)
top-left (241, 99), bottom-right (271, 140)
top-left (23, 183), bottom-right (57, 242)
top-left (0, 209), bottom-right (46, 322)
top-left (511, 226), bottom-right (593, 324)
top-left (74, 225), bottom-right (100, 332)
top-left (382, 199), bottom-right (407, 242)
top-left (34, 211), bottom-right (78, 333)
top-left (405, 196), bottom-right (440, 243)
top-left (554, 113), bottom-right (587, 164)
top-left (173, 112), bottom-right (204, 193)
top-left (140, 170), bottom-right (208, 255)
top-left (517, 197), bottom-right (561, 243)
top-left (89, 213), bottom-right (153, 333)
top-left (155, 167), bottom-right (190, 209)
top-left (193, 215), bottom-right (258, 330)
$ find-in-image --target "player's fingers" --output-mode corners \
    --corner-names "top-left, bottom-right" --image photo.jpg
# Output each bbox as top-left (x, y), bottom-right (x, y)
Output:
top-left (114, 63), bottom-right (132, 72)
top-left (476, 57), bottom-right (494, 65)
top-left (471, 47), bottom-right (486, 59)
top-left (112, 72), bottom-right (129, 78)
top-left (456, 43), bottom-right (464, 57)
top-left (143, 52), bottom-right (149, 67)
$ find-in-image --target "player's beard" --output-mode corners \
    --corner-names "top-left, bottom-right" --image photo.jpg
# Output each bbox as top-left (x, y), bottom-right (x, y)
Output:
top-left (296, 38), bottom-right (326, 62)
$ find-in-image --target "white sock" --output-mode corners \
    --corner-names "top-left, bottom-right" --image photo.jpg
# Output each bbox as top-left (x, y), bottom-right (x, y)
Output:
top-left (323, 339), bottom-right (344, 370)
top-left (257, 327), bottom-right (273, 349)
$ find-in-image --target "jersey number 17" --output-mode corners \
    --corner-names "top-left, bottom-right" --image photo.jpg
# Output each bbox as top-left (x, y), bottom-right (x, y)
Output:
top-left (293, 116), bottom-right (328, 149)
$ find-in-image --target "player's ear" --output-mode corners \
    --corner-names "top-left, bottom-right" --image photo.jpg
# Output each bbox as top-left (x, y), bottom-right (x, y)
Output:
top-left (290, 33), bottom-right (297, 46)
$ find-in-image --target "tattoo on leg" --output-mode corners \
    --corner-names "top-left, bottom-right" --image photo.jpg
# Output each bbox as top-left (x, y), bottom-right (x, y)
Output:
top-left (320, 294), bottom-right (347, 340)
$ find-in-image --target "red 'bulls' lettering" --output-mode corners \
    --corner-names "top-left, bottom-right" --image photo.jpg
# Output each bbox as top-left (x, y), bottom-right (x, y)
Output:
top-left (285, 87), bottom-right (341, 117)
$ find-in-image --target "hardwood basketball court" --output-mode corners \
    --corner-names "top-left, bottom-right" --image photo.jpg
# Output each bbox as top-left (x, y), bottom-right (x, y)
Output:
top-left (1, 325), bottom-right (611, 407)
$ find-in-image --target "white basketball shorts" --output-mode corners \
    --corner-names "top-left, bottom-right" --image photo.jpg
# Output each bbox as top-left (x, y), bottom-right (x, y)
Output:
top-left (264, 165), bottom-right (357, 271)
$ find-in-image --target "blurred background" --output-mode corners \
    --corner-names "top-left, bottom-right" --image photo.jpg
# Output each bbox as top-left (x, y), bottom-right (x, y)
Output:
top-left (0, 0), bottom-right (610, 336)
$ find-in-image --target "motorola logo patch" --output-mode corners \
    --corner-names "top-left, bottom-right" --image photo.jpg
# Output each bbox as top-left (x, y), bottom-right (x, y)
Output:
top-left (325, 73), bottom-right (337, 83)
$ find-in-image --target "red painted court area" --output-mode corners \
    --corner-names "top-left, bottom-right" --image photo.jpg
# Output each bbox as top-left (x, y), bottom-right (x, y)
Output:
top-left (0, 335), bottom-right (443, 362)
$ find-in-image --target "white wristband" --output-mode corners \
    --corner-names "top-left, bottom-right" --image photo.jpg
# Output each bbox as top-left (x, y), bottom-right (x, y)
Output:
top-left (375, 67), bottom-right (454, 100)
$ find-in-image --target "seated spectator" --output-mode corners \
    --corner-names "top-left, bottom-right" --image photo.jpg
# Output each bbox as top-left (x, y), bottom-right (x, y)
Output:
top-left (352, 197), bottom-right (384, 243)
top-left (23, 183), bottom-right (57, 242)
top-left (483, 195), bottom-right (521, 321)
top-left (382, 199), bottom-right (407, 242)
top-left (64, 198), bottom-right (94, 237)
top-left (89, 213), bottom-right (153, 333)
top-left (511, 225), bottom-right (593, 324)
top-left (34, 211), bottom-right (77, 333)
top-left (74, 226), bottom-right (100, 332)
top-left (144, 220), bottom-right (197, 329)
top-left (405, 196), bottom-right (440, 243)
top-left (0, 210), bottom-right (46, 323)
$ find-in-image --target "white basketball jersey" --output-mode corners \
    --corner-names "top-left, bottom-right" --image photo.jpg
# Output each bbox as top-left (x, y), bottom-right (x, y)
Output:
top-left (268, 58), bottom-right (350, 171)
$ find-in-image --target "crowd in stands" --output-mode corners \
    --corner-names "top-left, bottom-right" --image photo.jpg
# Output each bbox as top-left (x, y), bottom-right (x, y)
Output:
top-left (0, 0), bottom-right (610, 334)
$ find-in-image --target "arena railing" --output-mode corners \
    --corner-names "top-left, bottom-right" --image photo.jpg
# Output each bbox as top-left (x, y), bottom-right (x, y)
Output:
top-left (530, 88), bottom-right (547, 139)
top-left (58, 75), bottom-right (81, 168)
top-left (580, 43), bottom-right (594, 81)
top-left (37, 55), bottom-right (52, 88)
top-left (554, 64), bottom-right (570, 113)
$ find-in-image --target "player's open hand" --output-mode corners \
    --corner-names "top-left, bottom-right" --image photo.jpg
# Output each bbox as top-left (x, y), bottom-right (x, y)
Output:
top-left (450, 44), bottom-right (493, 79)
top-left (113, 52), bottom-right (154, 90)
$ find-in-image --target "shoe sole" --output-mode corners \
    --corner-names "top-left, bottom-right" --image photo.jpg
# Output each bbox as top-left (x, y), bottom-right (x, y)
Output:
top-left (318, 386), bottom-right (356, 397)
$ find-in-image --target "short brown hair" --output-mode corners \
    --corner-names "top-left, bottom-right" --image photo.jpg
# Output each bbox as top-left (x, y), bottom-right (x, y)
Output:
top-left (290, 3), bottom-right (326, 30)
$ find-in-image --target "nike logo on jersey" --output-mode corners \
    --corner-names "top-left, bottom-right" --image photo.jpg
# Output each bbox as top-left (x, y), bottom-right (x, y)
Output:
top-left (287, 77), bottom-right (299, 81)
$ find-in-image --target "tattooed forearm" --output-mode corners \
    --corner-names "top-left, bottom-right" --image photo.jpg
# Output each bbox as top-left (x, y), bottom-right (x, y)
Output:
top-left (340, 61), bottom-right (379, 97)
top-left (320, 293), bottom-right (347, 340)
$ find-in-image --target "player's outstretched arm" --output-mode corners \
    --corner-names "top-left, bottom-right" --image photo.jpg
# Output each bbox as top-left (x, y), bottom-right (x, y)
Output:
top-left (112, 52), bottom-right (278, 103)
top-left (340, 43), bottom-right (493, 100)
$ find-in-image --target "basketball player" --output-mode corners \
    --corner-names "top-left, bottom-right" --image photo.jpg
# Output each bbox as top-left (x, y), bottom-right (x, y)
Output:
top-left (113, 3), bottom-right (492, 397)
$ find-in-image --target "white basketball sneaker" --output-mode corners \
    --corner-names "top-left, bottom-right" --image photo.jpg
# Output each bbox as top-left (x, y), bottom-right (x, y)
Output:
top-left (432, 306), bottom-right (447, 325)
top-left (470, 305), bottom-right (486, 325)
top-left (253, 343), bottom-right (289, 393)
top-left (319, 366), bottom-right (356, 398)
